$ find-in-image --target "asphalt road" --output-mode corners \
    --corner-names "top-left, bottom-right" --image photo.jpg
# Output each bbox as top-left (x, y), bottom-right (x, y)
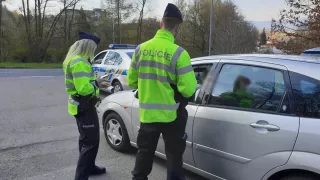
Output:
top-left (0, 69), bottom-right (206, 180)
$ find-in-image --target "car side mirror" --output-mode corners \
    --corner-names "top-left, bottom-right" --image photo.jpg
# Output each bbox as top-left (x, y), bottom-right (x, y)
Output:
top-left (134, 89), bottom-right (139, 99)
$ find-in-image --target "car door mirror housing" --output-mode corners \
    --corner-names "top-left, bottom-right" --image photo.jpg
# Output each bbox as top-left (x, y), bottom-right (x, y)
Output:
top-left (134, 89), bottom-right (139, 99)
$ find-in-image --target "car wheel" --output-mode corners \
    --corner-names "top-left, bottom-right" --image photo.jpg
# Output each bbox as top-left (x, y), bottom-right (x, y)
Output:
top-left (103, 113), bottom-right (131, 152)
top-left (113, 81), bottom-right (123, 93)
top-left (280, 174), bottom-right (318, 180)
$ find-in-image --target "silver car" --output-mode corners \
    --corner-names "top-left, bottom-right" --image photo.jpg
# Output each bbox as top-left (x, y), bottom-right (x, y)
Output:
top-left (97, 54), bottom-right (320, 180)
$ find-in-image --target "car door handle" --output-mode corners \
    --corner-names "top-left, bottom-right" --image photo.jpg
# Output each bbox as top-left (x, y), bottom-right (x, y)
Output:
top-left (250, 122), bottom-right (280, 132)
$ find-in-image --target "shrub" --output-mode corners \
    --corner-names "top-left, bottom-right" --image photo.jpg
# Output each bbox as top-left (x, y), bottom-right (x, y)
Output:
top-left (46, 48), bottom-right (67, 63)
top-left (11, 48), bottom-right (29, 62)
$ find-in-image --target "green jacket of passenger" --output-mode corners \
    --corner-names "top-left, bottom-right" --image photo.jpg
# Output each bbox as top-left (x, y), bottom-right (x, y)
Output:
top-left (220, 88), bottom-right (254, 108)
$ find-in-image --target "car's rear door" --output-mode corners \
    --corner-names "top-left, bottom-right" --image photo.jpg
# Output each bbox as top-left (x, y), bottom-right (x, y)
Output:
top-left (192, 59), bottom-right (299, 180)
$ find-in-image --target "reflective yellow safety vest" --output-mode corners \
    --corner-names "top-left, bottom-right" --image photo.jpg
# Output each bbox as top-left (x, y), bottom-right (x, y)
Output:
top-left (63, 55), bottom-right (99, 116)
top-left (127, 29), bottom-right (197, 123)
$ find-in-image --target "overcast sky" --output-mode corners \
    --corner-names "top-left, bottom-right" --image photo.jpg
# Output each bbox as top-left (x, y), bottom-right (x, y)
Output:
top-left (5, 0), bottom-right (287, 21)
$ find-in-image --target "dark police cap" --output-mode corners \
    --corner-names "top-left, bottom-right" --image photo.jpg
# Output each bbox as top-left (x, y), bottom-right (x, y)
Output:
top-left (163, 3), bottom-right (183, 21)
top-left (79, 31), bottom-right (101, 45)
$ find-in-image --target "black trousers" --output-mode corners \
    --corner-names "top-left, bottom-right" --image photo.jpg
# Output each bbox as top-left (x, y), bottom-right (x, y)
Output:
top-left (132, 108), bottom-right (188, 180)
top-left (74, 107), bottom-right (100, 180)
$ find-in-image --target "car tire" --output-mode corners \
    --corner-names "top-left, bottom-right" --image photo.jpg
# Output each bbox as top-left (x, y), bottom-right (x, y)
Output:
top-left (103, 113), bottom-right (131, 152)
top-left (280, 173), bottom-right (318, 180)
top-left (113, 81), bottom-right (123, 93)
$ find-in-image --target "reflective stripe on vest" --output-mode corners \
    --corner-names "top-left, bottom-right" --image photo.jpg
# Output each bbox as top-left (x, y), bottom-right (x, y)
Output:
top-left (69, 99), bottom-right (79, 105)
top-left (130, 44), bottom-right (142, 70)
top-left (70, 58), bottom-right (91, 67)
top-left (66, 83), bottom-right (75, 89)
top-left (72, 72), bottom-right (93, 78)
top-left (140, 102), bottom-right (180, 110)
top-left (170, 47), bottom-right (185, 74)
top-left (65, 74), bottom-right (73, 80)
top-left (139, 73), bottom-right (176, 84)
top-left (176, 65), bottom-right (193, 75)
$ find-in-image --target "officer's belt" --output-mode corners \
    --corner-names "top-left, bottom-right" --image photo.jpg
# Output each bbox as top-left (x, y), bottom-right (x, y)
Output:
top-left (71, 94), bottom-right (98, 112)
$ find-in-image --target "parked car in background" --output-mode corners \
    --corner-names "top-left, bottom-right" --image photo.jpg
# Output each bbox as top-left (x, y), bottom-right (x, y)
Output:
top-left (97, 54), bottom-right (320, 180)
top-left (92, 44), bottom-right (136, 93)
top-left (301, 47), bottom-right (320, 57)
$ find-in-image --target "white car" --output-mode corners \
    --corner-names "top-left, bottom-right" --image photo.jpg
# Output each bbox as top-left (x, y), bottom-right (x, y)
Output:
top-left (92, 44), bottom-right (136, 93)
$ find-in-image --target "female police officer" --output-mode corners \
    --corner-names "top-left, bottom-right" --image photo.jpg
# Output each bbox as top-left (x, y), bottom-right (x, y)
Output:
top-left (63, 32), bottom-right (106, 180)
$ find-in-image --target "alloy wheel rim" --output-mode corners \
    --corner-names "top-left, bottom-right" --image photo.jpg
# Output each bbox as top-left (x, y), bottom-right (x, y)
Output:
top-left (106, 119), bottom-right (123, 146)
top-left (114, 84), bottom-right (122, 92)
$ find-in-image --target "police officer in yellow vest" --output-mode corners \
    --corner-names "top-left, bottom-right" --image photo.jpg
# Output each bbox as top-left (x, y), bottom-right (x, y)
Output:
top-left (127, 3), bottom-right (197, 180)
top-left (63, 32), bottom-right (106, 180)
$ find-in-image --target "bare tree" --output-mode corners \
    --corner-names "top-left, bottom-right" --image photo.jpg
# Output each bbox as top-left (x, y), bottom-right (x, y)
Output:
top-left (135, 0), bottom-right (153, 44)
top-left (179, 0), bottom-right (258, 57)
top-left (106, 0), bottom-right (133, 43)
top-left (0, 0), bottom-right (5, 60)
top-left (21, 0), bottom-right (81, 62)
top-left (271, 0), bottom-right (320, 54)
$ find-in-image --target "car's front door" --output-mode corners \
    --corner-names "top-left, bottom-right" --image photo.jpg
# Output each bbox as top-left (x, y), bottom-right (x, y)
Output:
top-left (92, 51), bottom-right (108, 78)
top-left (192, 60), bottom-right (299, 180)
top-left (102, 51), bottom-right (120, 85)
top-left (131, 62), bottom-right (216, 167)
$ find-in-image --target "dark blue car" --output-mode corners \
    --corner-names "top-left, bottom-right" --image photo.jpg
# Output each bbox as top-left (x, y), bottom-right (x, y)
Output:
top-left (301, 47), bottom-right (320, 57)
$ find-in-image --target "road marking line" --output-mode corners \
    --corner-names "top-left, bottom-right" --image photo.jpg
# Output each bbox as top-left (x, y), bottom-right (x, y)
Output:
top-left (19, 76), bottom-right (55, 78)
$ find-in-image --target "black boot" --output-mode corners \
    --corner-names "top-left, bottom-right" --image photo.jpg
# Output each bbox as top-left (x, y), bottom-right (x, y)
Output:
top-left (91, 166), bottom-right (106, 175)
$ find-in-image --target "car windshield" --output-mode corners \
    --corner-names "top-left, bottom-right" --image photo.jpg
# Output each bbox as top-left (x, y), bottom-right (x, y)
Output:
top-left (126, 52), bottom-right (134, 59)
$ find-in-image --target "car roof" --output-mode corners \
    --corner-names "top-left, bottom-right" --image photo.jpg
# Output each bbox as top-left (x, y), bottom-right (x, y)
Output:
top-left (105, 49), bottom-right (134, 53)
top-left (192, 54), bottom-right (320, 80)
top-left (191, 54), bottom-right (320, 66)
top-left (303, 47), bottom-right (320, 53)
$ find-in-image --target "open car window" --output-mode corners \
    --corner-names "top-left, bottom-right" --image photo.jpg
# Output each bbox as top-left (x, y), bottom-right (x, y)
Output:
top-left (193, 64), bottom-right (213, 87)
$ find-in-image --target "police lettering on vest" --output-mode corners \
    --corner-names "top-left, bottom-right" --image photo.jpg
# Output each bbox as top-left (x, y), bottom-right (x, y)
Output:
top-left (142, 49), bottom-right (172, 61)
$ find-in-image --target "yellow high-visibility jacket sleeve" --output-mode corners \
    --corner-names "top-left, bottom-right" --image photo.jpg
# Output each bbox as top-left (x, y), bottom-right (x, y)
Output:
top-left (70, 60), bottom-right (95, 96)
top-left (127, 51), bottom-right (139, 89)
top-left (176, 50), bottom-right (197, 98)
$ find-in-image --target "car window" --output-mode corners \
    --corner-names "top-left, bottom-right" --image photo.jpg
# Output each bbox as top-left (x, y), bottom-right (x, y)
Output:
top-left (207, 64), bottom-right (286, 112)
top-left (193, 64), bottom-right (213, 87)
top-left (104, 51), bottom-right (118, 65)
top-left (289, 71), bottom-right (320, 118)
top-left (114, 53), bottom-right (123, 65)
top-left (93, 52), bottom-right (107, 64)
top-left (191, 64), bottom-right (213, 103)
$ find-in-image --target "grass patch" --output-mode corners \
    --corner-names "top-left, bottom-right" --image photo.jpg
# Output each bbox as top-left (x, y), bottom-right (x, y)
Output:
top-left (0, 62), bottom-right (61, 69)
